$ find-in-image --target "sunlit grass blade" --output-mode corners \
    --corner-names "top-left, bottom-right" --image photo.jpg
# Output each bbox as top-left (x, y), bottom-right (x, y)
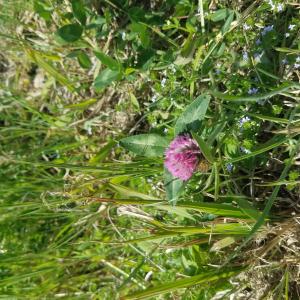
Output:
top-left (211, 82), bottom-right (299, 102)
top-left (227, 135), bottom-right (291, 163)
top-left (88, 197), bottom-right (260, 219)
top-left (122, 267), bottom-right (245, 300)
top-left (25, 48), bottom-right (76, 92)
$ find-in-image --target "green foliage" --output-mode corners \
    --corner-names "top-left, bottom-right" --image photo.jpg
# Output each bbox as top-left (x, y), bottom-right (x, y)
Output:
top-left (56, 23), bottom-right (83, 42)
top-left (175, 94), bottom-right (211, 135)
top-left (93, 68), bottom-right (122, 91)
top-left (120, 134), bottom-right (169, 157)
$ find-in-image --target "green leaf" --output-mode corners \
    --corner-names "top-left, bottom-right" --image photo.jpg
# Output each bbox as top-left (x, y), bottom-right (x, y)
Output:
top-left (56, 23), bottom-right (83, 42)
top-left (94, 51), bottom-right (121, 71)
top-left (122, 267), bottom-right (244, 300)
top-left (89, 140), bottom-right (117, 164)
top-left (175, 95), bottom-right (210, 135)
top-left (71, 0), bottom-right (86, 25)
top-left (119, 134), bottom-right (169, 157)
top-left (34, 0), bottom-right (52, 21)
top-left (210, 9), bottom-right (231, 22)
top-left (236, 197), bottom-right (261, 220)
top-left (77, 51), bottom-right (92, 69)
top-left (191, 132), bottom-right (215, 163)
top-left (222, 11), bottom-right (234, 34)
top-left (130, 92), bottom-right (140, 112)
top-left (164, 168), bottom-right (185, 204)
top-left (93, 68), bottom-right (121, 91)
top-left (130, 22), bottom-right (150, 48)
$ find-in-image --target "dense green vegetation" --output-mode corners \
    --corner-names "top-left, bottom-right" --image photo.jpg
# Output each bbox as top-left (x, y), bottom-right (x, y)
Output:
top-left (1, 0), bottom-right (300, 299)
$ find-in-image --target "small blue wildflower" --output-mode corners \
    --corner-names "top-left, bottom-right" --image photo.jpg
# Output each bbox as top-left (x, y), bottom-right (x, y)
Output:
top-left (288, 24), bottom-right (296, 30)
top-left (282, 58), bottom-right (288, 65)
top-left (254, 52), bottom-right (263, 62)
top-left (240, 146), bottom-right (251, 154)
top-left (255, 39), bottom-right (262, 45)
top-left (243, 24), bottom-right (251, 30)
top-left (248, 87), bottom-right (259, 95)
top-left (161, 78), bottom-right (167, 87)
top-left (226, 163), bottom-right (233, 172)
top-left (151, 94), bottom-right (158, 102)
top-left (238, 116), bottom-right (251, 127)
top-left (294, 63), bottom-right (300, 69)
top-left (262, 25), bottom-right (274, 36)
top-left (215, 69), bottom-right (221, 75)
top-left (277, 3), bottom-right (284, 12)
top-left (243, 51), bottom-right (249, 61)
top-left (296, 57), bottom-right (300, 63)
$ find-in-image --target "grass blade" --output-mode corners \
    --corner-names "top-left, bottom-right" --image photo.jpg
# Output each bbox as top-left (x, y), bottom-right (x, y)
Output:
top-left (122, 267), bottom-right (244, 300)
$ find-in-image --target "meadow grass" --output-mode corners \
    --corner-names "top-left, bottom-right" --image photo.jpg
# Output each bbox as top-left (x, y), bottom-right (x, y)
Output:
top-left (1, 0), bottom-right (300, 299)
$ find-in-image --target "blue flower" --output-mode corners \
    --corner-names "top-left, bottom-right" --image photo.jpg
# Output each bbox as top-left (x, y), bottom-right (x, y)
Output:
top-left (288, 24), bottom-right (296, 30)
top-left (248, 87), bottom-right (259, 95)
top-left (243, 51), bottom-right (249, 61)
top-left (238, 116), bottom-right (251, 127)
top-left (226, 163), bottom-right (233, 172)
top-left (262, 25), bottom-right (274, 36)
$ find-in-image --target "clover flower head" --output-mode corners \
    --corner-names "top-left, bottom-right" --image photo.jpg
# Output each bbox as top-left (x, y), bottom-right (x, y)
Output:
top-left (164, 135), bottom-right (200, 181)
